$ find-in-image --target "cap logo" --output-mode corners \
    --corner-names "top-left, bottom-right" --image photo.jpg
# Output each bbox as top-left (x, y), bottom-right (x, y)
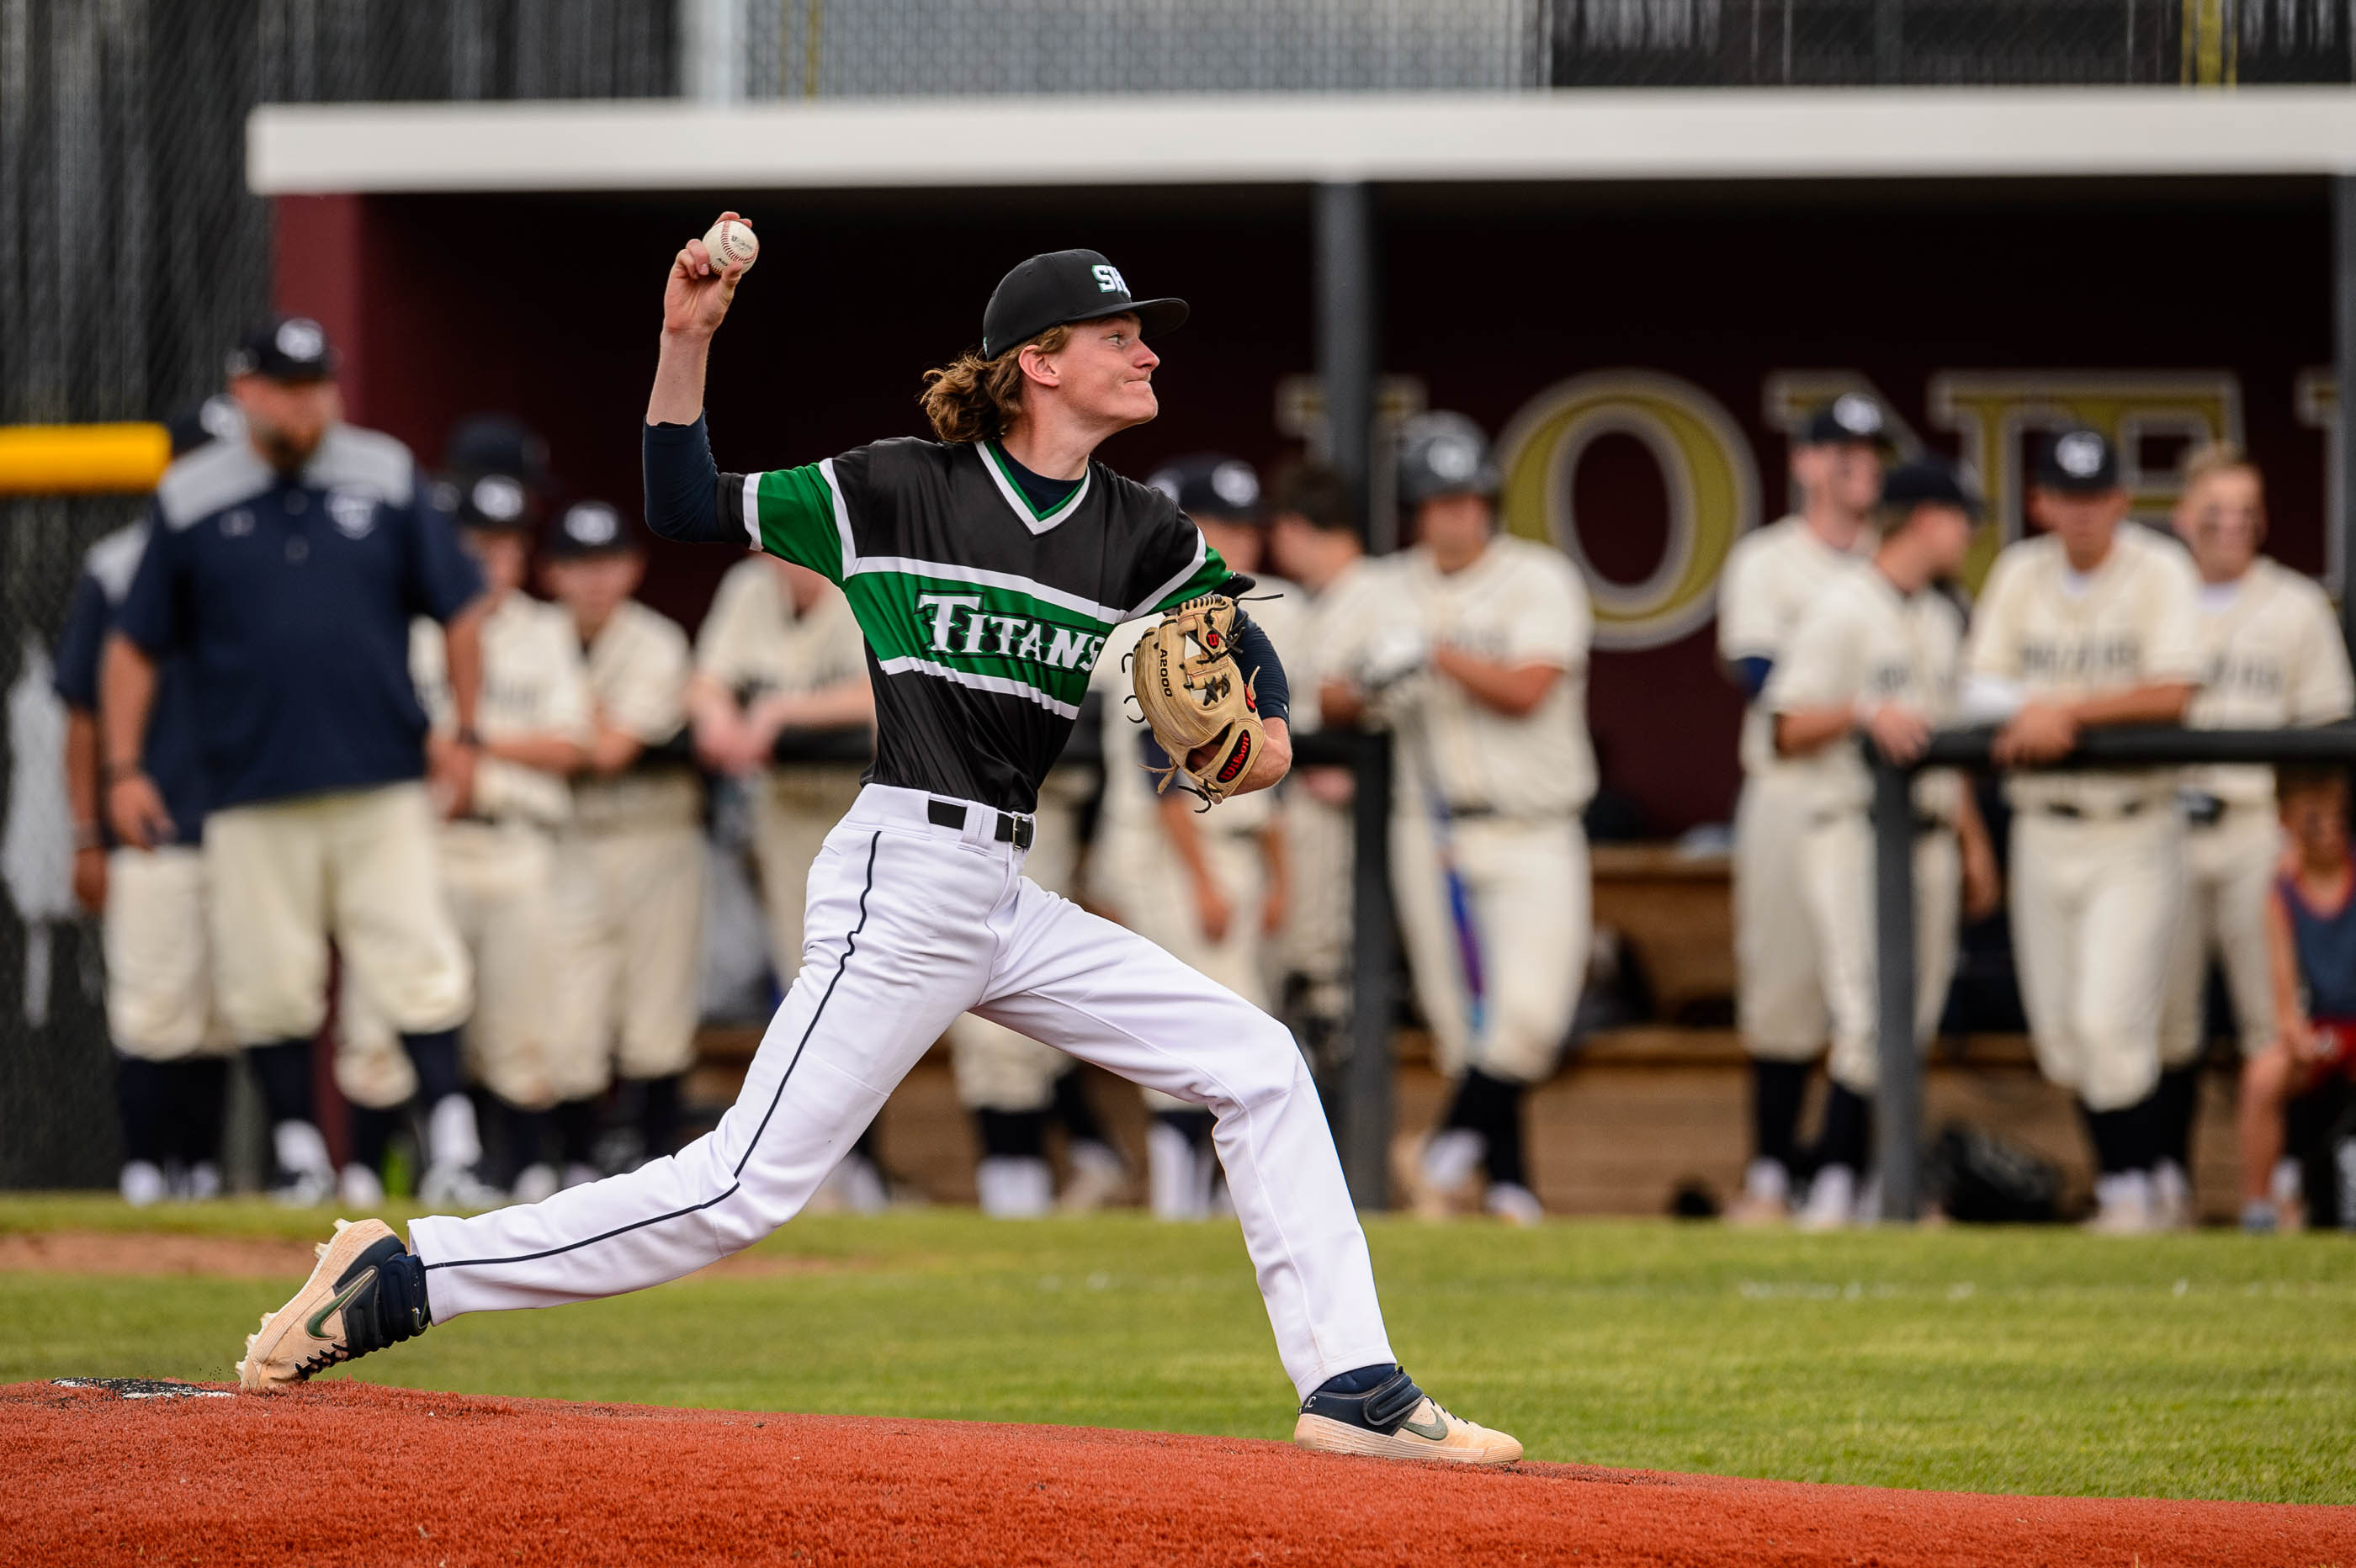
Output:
top-left (1090, 263), bottom-right (1128, 296)
top-left (1429, 438), bottom-right (1479, 482)
top-left (471, 474), bottom-right (527, 522)
top-left (565, 503), bottom-right (620, 546)
top-left (1211, 462), bottom-right (1260, 510)
top-left (276, 318), bottom-right (326, 362)
top-left (2056, 431), bottom-right (2105, 479)
top-left (1833, 393), bottom-right (1882, 436)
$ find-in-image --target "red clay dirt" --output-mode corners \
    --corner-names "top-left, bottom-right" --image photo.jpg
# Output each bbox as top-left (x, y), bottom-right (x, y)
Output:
top-left (2, 1380), bottom-right (2345, 1567)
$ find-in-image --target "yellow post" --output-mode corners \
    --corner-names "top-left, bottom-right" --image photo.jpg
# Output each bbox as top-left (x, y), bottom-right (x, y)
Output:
top-left (0, 423), bottom-right (172, 495)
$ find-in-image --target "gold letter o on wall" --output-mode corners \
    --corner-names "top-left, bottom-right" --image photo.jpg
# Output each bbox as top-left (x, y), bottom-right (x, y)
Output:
top-left (1496, 370), bottom-right (1759, 653)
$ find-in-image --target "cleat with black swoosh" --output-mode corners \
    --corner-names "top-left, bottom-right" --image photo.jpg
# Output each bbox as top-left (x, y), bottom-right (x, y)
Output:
top-left (1293, 1367), bottom-right (1522, 1465)
top-left (236, 1218), bottom-right (432, 1392)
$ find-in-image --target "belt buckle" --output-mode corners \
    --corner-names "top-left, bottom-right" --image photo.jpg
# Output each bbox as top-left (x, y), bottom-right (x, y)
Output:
top-left (2178, 788), bottom-right (2225, 828)
top-left (992, 812), bottom-right (1035, 850)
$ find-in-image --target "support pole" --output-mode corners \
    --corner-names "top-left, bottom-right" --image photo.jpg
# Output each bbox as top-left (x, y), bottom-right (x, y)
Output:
top-left (1871, 750), bottom-right (1921, 1221)
top-left (1317, 179), bottom-right (1393, 1207)
top-left (2335, 176), bottom-right (2356, 656)
top-left (1344, 734), bottom-right (1397, 1210)
top-left (1315, 183), bottom-right (1381, 553)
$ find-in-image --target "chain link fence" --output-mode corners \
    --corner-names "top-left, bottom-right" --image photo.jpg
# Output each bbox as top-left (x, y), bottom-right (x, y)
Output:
top-left (3, 0), bottom-right (2351, 1186)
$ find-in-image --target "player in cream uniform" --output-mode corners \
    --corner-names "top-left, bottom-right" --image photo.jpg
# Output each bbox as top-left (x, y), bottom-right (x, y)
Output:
top-left (688, 551), bottom-right (881, 1205)
top-left (1090, 454), bottom-right (1300, 1218)
top-left (1267, 462), bottom-right (1384, 1062)
top-left (341, 458), bottom-right (592, 1206)
top-left (1716, 395), bottom-right (1886, 1223)
top-left (1335, 414), bottom-right (1593, 1226)
top-left (1764, 461), bottom-right (1999, 1228)
top-left (540, 500), bottom-right (708, 1184)
top-left (2153, 444), bottom-right (2354, 1226)
top-left (1963, 428), bottom-right (2200, 1232)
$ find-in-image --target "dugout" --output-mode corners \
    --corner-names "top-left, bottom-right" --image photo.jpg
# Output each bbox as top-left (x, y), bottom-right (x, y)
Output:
top-left (239, 90), bottom-right (2356, 1205)
top-left (254, 88), bottom-right (2356, 840)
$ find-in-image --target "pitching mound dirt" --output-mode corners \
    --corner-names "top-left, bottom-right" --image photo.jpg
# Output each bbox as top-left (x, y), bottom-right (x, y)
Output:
top-left (2, 1380), bottom-right (2343, 1565)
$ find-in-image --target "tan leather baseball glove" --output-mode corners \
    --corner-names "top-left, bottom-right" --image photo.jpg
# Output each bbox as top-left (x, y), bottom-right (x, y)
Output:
top-left (1128, 594), bottom-right (1266, 805)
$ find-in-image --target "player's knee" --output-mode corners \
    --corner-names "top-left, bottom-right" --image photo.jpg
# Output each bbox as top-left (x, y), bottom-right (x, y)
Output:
top-left (2077, 1045), bottom-right (2160, 1113)
top-left (1208, 1022), bottom-right (1312, 1115)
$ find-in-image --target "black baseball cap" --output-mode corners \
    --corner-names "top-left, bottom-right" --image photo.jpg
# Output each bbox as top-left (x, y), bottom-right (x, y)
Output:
top-left (225, 315), bottom-right (337, 383)
top-left (2035, 427), bottom-right (2121, 494)
top-left (547, 499), bottom-right (637, 559)
top-left (981, 250), bottom-right (1186, 360)
top-left (1797, 394), bottom-right (1889, 448)
top-left (1148, 453), bottom-right (1263, 523)
top-left (1881, 459), bottom-right (1982, 521)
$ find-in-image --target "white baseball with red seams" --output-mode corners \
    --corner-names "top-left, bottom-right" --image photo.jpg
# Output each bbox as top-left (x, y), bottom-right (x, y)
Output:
top-left (702, 218), bottom-right (758, 272)
top-left (408, 782), bottom-right (1397, 1399)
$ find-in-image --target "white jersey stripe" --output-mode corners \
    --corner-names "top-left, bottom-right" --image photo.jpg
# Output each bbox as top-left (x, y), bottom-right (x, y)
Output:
top-left (738, 473), bottom-right (761, 548)
top-left (872, 654), bottom-right (1082, 718)
top-left (816, 458), bottom-right (860, 575)
top-left (851, 554), bottom-right (1128, 625)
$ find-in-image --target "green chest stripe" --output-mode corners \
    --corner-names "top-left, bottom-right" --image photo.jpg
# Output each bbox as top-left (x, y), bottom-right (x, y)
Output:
top-left (844, 571), bottom-right (1114, 708)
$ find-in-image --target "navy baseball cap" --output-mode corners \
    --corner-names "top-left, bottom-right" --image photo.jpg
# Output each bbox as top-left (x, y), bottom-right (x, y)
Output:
top-left (1881, 459), bottom-right (1982, 521)
top-left (226, 315), bottom-right (337, 383)
top-left (1148, 453), bottom-right (1263, 523)
top-left (981, 250), bottom-right (1186, 360)
top-left (1797, 394), bottom-right (1889, 448)
top-left (547, 499), bottom-right (637, 559)
top-left (164, 395), bottom-right (242, 458)
top-left (443, 413), bottom-right (550, 489)
top-left (1397, 411), bottom-right (1501, 508)
top-left (2035, 427), bottom-right (2121, 493)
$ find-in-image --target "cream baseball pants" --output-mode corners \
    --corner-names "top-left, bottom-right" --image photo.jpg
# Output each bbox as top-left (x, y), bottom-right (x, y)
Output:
top-left (2008, 805), bottom-right (2184, 1112)
top-left (1798, 813), bottom-right (1960, 1096)
top-left (2159, 804), bottom-right (2279, 1068)
top-left (1734, 772), bottom-right (1829, 1061)
top-left (411, 785), bottom-right (1395, 1398)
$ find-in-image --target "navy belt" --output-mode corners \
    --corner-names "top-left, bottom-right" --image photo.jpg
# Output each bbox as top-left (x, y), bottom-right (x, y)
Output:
top-left (2044, 797), bottom-right (2146, 821)
top-left (928, 797), bottom-right (1035, 849)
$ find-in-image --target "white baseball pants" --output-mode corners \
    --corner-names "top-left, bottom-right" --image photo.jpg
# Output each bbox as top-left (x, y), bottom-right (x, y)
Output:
top-left (1799, 814), bottom-right (1960, 1096)
top-left (411, 785), bottom-right (1395, 1399)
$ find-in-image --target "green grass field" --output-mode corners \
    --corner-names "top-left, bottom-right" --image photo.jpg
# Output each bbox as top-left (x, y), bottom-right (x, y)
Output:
top-left (3, 1196), bottom-right (2351, 1504)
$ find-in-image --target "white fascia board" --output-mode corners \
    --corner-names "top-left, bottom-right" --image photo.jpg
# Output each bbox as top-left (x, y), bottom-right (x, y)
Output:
top-left (249, 88), bottom-right (2356, 195)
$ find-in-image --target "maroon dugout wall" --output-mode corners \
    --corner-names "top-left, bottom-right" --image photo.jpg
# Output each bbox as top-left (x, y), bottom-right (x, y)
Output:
top-left (275, 177), bottom-right (2335, 834)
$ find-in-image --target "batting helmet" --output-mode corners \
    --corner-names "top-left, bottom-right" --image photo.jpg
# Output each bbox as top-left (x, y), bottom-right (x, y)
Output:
top-left (1395, 411), bottom-right (1500, 510)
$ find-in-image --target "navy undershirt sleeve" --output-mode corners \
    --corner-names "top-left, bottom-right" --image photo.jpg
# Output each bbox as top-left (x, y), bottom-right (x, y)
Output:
top-left (1730, 654), bottom-right (1773, 701)
top-left (1228, 609), bottom-right (1291, 727)
top-left (643, 416), bottom-right (737, 545)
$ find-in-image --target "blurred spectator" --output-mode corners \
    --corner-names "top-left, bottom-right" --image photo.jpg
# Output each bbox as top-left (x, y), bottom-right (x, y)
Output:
top-left (2157, 443), bottom-right (2353, 1226)
top-left (541, 499), bottom-right (705, 1173)
top-left (54, 402), bottom-right (239, 1205)
top-left (1961, 428), bottom-right (2199, 1233)
top-left (2237, 765), bottom-right (2356, 1232)
top-left (103, 318), bottom-right (486, 1205)
top-left (1350, 413), bottom-right (1593, 1226)
top-left (1715, 395), bottom-right (1886, 1225)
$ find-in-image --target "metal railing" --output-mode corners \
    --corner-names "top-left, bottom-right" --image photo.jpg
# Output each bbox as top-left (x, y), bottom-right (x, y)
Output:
top-left (1869, 723), bottom-right (2356, 1220)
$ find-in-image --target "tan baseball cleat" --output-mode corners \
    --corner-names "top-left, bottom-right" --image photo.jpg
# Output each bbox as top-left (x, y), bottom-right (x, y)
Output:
top-left (1292, 1368), bottom-right (1523, 1466)
top-left (237, 1217), bottom-right (432, 1392)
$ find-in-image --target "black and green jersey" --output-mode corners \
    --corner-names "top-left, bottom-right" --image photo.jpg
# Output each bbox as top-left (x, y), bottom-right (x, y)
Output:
top-left (719, 437), bottom-right (1228, 813)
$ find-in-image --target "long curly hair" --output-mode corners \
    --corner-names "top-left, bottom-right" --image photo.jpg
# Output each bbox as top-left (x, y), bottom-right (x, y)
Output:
top-left (917, 325), bottom-right (1069, 444)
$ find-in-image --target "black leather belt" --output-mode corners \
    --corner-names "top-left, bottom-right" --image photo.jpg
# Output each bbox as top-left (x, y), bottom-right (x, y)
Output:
top-left (928, 797), bottom-right (1034, 849)
top-left (1814, 808), bottom-right (1948, 835)
top-left (2044, 798), bottom-right (2146, 820)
